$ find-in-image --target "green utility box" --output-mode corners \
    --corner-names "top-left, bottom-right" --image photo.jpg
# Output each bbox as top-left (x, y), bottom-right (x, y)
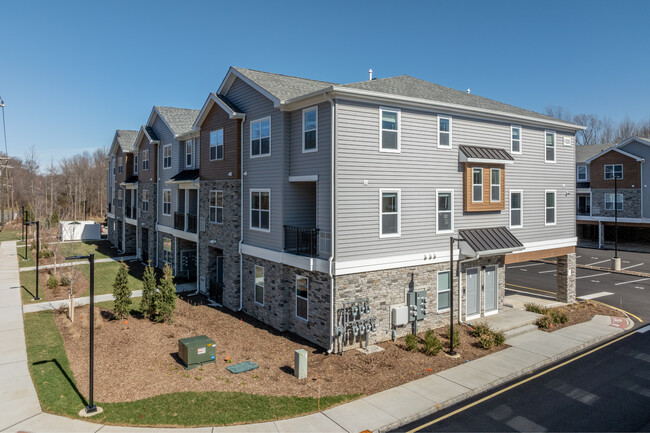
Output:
top-left (178, 335), bottom-right (216, 370)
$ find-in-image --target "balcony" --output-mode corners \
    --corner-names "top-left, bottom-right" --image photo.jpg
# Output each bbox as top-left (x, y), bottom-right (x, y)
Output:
top-left (125, 206), bottom-right (136, 219)
top-left (174, 212), bottom-right (197, 233)
top-left (187, 214), bottom-right (197, 233)
top-left (577, 206), bottom-right (591, 216)
top-left (284, 225), bottom-right (319, 257)
top-left (174, 212), bottom-right (185, 230)
top-left (209, 279), bottom-right (223, 305)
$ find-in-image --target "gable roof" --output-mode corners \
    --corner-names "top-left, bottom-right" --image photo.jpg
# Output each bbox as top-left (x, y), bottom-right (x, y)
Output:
top-left (617, 136), bottom-right (650, 149)
top-left (193, 93), bottom-right (245, 129)
top-left (148, 106), bottom-right (200, 138)
top-left (576, 143), bottom-right (616, 163)
top-left (109, 129), bottom-right (138, 156)
top-left (459, 145), bottom-right (514, 164)
top-left (133, 125), bottom-right (160, 151)
top-left (585, 146), bottom-right (645, 164)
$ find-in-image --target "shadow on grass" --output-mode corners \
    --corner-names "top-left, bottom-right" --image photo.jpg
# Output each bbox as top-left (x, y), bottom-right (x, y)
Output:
top-left (33, 358), bottom-right (88, 407)
top-left (21, 284), bottom-right (35, 299)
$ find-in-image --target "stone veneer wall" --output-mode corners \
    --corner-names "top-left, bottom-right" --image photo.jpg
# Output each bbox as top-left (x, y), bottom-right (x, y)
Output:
top-left (138, 183), bottom-right (157, 263)
top-left (198, 180), bottom-right (241, 310)
top-left (557, 253), bottom-right (577, 303)
top-left (107, 217), bottom-right (117, 248)
top-left (241, 254), bottom-right (331, 348)
top-left (157, 231), bottom-right (177, 273)
top-left (124, 221), bottom-right (136, 254)
top-left (591, 189), bottom-right (640, 218)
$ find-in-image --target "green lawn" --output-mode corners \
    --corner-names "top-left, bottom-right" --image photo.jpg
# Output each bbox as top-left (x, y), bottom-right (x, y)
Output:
top-left (19, 241), bottom-right (118, 268)
top-left (24, 310), bottom-right (357, 427)
top-left (19, 269), bottom-right (45, 303)
top-left (0, 228), bottom-right (22, 242)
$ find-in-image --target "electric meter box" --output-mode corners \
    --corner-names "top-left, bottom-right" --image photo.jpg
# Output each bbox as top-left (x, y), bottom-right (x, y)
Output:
top-left (178, 335), bottom-right (216, 370)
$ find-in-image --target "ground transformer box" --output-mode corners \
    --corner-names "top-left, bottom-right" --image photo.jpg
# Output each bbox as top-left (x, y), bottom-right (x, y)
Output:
top-left (178, 335), bottom-right (216, 370)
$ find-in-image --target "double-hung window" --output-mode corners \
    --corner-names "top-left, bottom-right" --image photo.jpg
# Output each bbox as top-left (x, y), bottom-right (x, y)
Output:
top-left (118, 157), bottom-right (123, 174)
top-left (303, 107), bottom-right (318, 152)
top-left (438, 115), bottom-right (452, 148)
top-left (251, 190), bottom-right (270, 231)
top-left (437, 271), bottom-right (451, 312)
top-left (142, 189), bottom-right (149, 213)
top-left (511, 126), bottom-right (521, 154)
top-left (251, 118), bottom-right (271, 157)
top-left (490, 169), bottom-right (501, 202)
top-left (296, 276), bottom-right (308, 321)
top-left (209, 190), bottom-right (223, 224)
top-left (133, 155), bottom-right (138, 174)
top-left (162, 189), bottom-right (171, 216)
top-left (210, 129), bottom-right (224, 160)
top-left (380, 108), bottom-right (400, 151)
top-left (380, 190), bottom-right (400, 237)
top-left (255, 266), bottom-right (264, 305)
top-left (436, 190), bottom-right (454, 233)
top-left (510, 191), bottom-right (523, 228)
top-left (472, 168), bottom-right (483, 202)
top-left (185, 140), bottom-right (193, 167)
top-left (545, 131), bottom-right (556, 163)
top-left (163, 144), bottom-right (172, 169)
top-left (604, 164), bottom-right (623, 180)
top-left (605, 193), bottom-right (623, 211)
top-left (142, 149), bottom-right (149, 171)
top-left (545, 191), bottom-right (556, 225)
top-left (576, 165), bottom-right (587, 181)
top-left (163, 237), bottom-right (172, 264)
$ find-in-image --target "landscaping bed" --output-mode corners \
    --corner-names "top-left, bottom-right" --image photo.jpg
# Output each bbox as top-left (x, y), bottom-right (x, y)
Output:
top-left (526, 300), bottom-right (626, 331)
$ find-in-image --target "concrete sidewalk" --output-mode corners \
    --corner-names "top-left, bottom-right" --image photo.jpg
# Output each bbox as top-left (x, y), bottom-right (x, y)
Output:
top-left (20, 256), bottom-right (137, 272)
top-left (0, 240), bottom-right (637, 433)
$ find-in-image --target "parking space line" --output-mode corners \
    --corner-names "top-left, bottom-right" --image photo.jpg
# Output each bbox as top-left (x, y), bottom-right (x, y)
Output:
top-left (614, 277), bottom-right (649, 286)
top-left (508, 263), bottom-right (545, 269)
top-left (576, 272), bottom-right (610, 280)
top-left (585, 259), bottom-right (611, 266)
top-left (622, 263), bottom-right (644, 270)
top-left (578, 291), bottom-right (614, 300)
top-left (538, 269), bottom-right (557, 274)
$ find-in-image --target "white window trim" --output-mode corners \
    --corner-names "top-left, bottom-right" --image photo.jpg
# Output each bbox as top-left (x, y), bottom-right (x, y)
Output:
top-left (576, 165), bottom-right (587, 181)
top-left (118, 157), bottom-right (123, 174)
top-left (142, 149), bottom-right (149, 171)
top-left (209, 190), bottom-right (223, 224)
top-left (162, 189), bottom-right (172, 216)
top-left (162, 144), bottom-right (172, 169)
top-left (302, 106), bottom-right (318, 153)
top-left (545, 190), bottom-right (556, 226)
top-left (210, 129), bottom-right (224, 161)
top-left (185, 140), bottom-right (193, 168)
top-left (436, 270), bottom-right (451, 313)
top-left (379, 107), bottom-right (401, 153)
top-left (490, 168), bottom-right (501, 202)
top-left (604, 164), bottom-right (623, 180)
top-left (472, 168), bottom-right (483, 203)
top-left (254, 265), bottom-right (264, 306)
top-left (250, 188), bottom-right (271, 232)
top-left (295, 276), bottom-right (309, 322)
top-left (509, 190), bottom-right (523, 229)
top-left (511, 125), bottom-right (522, 155)
top-left (605, 193), bottom-right (624, 211)
top-left (545, 130), bottom-right (556, 163)
top-left (436, 189), bottom-right (455, 235)
top-left (379, 188), bottom-right (401, 238)
top-left (133, 155), bottom-right (138, 175)
top-left (437, 115), bottom-right (452, 149)
top-left (250, 117), bottom-right (271, 158)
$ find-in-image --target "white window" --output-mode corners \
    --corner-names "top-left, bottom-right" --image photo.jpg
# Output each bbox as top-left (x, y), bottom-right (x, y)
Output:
top-left (436, 190), bottom-right (454, 234)
top-left (251, 118), bottom-right (271, 157)
top-left (379, 189), bottom-right (400, 237)
top-left (118, 157), bottom-right (123, 174)
top-left (296, 276), bottom-right (308, 321)
top-left (604, 164), bottom-right (623, 180)
top-left (112, 159), bottom-right (115, 175)
top-left (210, 129), bottom-right (224, 160)
top-left (185, 140), bottom-right (193, 167)
top-left (545, 131), bottom-right (556, 163)
top-left (255, 266), bottom-right (264, 305)
top-left (511, 126), bottom-right (522, 154)
top-left (142, 149), bottom-right (149, 171)
top-left (142, 189), bottom-right (149, 213)
top-left (209, 190), bottom-right (223, 224)
top-left (303, 107), bottom-right (318, 152)
top-left (576, 165), bottom-right (587, 181)
top-left (510, 190), bottom-right (523, 228)
top-left (250, 190), bottom-right (270, 231)
top-left (163, 189), bottom-right (171, 216)
top-left (438, 115), bottom-right (452, 148)
top-left (380, 108), bottom-right (400, 152)
top-left (163, 144), bottom-right (172, 169)
top-left (163, 237), bottom-right (172, 264)
top-left (490, 168), bottom-right (501, 202)
top-left (605, 193), bottom-right (623, 211)
top-left (472, 168), bottom-right (483, 202)
top-left (545, 190), bottom-right (556, 225)
top-left (437, 271), bottom-right (451, 312)
top-left (133, 155), bottom-right (138, 174)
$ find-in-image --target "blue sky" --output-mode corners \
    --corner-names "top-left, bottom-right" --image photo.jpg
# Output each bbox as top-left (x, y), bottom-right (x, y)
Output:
top-left (1, 0), bottom-right (649, 167)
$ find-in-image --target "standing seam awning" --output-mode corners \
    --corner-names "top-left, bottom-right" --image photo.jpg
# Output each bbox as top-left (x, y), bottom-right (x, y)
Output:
top-left (458, 227), bottom-right (524, 257)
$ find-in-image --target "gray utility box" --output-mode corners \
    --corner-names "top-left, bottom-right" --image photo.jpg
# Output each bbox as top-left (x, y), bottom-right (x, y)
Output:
top-left (407, 291), bottom-right (428, 321)
top-left (178, 335), bottom-right (216, 370)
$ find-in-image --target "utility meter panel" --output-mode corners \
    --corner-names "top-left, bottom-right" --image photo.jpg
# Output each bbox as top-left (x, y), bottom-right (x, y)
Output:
top-left (407, 291), bottom-right (428, 321)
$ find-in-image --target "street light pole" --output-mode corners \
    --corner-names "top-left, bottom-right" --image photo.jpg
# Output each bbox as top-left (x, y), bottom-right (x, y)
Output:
top-left (21, 205), bottom-right (24, 245)
top-left (26, 221), bottom-right (40, 300)
top-left (612, 174), bottom-right (621, 270)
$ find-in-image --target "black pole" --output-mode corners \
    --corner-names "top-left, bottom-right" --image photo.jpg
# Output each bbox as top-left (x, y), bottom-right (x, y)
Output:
top-left (614, 175), bottom-right (618, 259)
top-left (24, 220), bottom-right (28, 261)
top-left (87, 253), bottom-right (96, 413)
top-left (34, 222), bottom-right (40, 301)
top-left (449, 236), bottom-right (456, 356)
top-left (21, 206), bottom-right (24, 244)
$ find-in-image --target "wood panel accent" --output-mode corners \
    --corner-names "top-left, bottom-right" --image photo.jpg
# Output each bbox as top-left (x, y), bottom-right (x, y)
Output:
top-left (590, 151), bottom-right (641, 189)
top-left (505, 246), bottom-right (575, 264)
top-left (199, 101), bottom-right (241, 180)
top-left (463, 163), bottom-right (506, 212)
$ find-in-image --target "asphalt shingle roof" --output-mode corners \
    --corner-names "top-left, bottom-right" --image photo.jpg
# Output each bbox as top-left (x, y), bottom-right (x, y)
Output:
top-left (116, 130), bottom-right (138, 153)
top-left (211, 93), bottom-right (243, 114)
top-left (232, 67), bottom-right (335, 102)
top-left (144, 126), bottom-right (159, 142)
top-left (575, 143), bottom-right (617, 163)
top-left (170, 169), bottom-right (199, 182)
top-left (155, 106), bottom-right (200, 137)
top-left (460, 145), bottom-right (514, 161)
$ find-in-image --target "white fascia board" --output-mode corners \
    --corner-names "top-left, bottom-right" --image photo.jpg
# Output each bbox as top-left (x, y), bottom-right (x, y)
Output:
top-left (109, 132), bottom-right (121, 156)
top-left (289, 175), bottom-right (318, 182)
top-left (193, 94), bottom-right (245, 129)
top-left (617, 136), bottom-right (650, 148)
top-left (125, 217), bottom-right (137, 226)
top-left (585, 147), bottom-right (645, 164)
top-left (120, 182), bottom-right (138, 189)
top-left (106, 212), bottom-right (115, 219)
top-left (241, 243), bottom-right (329, 273)
top-left (576, 188), bottom-right (591, 193)
top-left (217, 68), bottom-right (281, 107)
top-left (175, 130), bottom-right (201, 141)
top-left (458, 152), bottom-right (515, 165)
top-left (156, 224), bottom-right (198, 242)
top-left (141, 125), bottom-right (159, 144)
top-left (577, 216), bottom-right (650, 224)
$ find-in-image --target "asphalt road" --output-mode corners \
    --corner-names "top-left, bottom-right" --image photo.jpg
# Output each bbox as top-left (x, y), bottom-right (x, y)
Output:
top-left (396, 327), bottom-right (650, 432)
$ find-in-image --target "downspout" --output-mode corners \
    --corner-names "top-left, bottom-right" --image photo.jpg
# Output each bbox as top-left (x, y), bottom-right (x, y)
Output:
top-left (238, 115), bottom-right (246, 311)
top-left (324, 93), bottom-right (336, 354)
top-left (155, 144), bottom-right (159, 267)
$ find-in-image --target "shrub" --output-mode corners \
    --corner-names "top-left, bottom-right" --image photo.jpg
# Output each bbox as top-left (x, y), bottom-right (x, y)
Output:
top-left (445, 325), bottom-right (461, 349)
top-left (60, 276), bottom-right (71, 286)
top-left (140, 260), bottom-right (157, 320)
top-left (493, 331), bottom-right (506, 346)
top-left (47, 274), bottom-right (59, 290)
top-left (405, 333), bottom-right (419, 352)
top-left (422, 330), bottom-right (443, 356)
top-left (536, 314), bottom-right (552, 329)
top-left (478, 334), bottom-right (495, 350)
top-left (155, 263), bottom-right (177, 323)
top-left (548, 309), bottom-right (568, 324)
top-left (524, 303), bottom-right (547, 315)
top-left (38, 249), bottom-right (54, 258)
top-left (112, 261), bottom-right (132, 319)
top-left (472, 323), bottom-right (492, 338)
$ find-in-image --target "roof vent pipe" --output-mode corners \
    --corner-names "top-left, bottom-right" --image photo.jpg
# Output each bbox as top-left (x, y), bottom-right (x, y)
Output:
top-left (467, 88), bottom-right (471, 94)
top-left (369, 68), bottom-right (373, 80)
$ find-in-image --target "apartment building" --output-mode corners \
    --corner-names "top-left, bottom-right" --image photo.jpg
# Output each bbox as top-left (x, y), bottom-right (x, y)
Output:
top-left (107, 129), bottom-right (138, 252)
top-left (132, 125), bottom-right (159, 263)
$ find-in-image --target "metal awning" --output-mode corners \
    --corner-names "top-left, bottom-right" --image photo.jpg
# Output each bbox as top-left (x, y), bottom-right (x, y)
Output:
top-left (458, 226), bottom-right (524, 258)
top-left (459, 145), bottom-right (514, 165)
top-left (120, 176), bottom-right (138, 187)
top-left (169, 169), bottom-right (200, 183)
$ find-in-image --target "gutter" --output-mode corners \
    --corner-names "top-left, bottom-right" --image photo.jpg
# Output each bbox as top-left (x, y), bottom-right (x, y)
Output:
top-left (324, 92), bottom-right (336, 354)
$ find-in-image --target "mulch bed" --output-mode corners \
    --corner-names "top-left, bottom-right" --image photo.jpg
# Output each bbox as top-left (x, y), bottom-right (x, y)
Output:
top-left (540, 300), bottom-right (626, 332)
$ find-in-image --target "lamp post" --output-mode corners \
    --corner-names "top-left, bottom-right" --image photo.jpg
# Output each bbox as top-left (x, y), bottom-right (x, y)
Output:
top-left (612, 174), bottom-right (622, 270)
top-left (21, 205), bottom-right (25, 246)
top-left (26, 221), bottom-right (40, 300)
top-left (65, 253), bottom-right (97, 414)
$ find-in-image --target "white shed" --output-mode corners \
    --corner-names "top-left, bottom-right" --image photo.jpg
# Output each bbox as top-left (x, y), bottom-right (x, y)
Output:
top-left (58, 221), bottom-right (102, 241)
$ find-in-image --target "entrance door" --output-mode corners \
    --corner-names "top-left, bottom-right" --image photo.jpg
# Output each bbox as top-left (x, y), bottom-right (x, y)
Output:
top-left (466, 267), bottom-right (480, 318)
top-left (485, 266), bottom-right (497, 313)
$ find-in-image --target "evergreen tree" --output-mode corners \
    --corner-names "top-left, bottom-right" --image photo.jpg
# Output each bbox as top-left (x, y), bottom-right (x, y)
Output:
top-left (155, 262), bottom-right (177, 323)
top-left (140, 260), bottom-right (157, 319)
top-left (112, 261), bottom-right (132, 319)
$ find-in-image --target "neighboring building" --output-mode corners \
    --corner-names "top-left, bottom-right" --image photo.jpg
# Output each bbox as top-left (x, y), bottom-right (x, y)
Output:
top-left (576, 137), bottom-right (650, 247)
top-left (132, 126), bottom-right (160, 263)
top-left (107, 129), bottom-right (138, 252)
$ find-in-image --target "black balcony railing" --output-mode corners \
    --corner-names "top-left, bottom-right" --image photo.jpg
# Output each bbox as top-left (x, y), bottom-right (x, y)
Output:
top-left (209, 279), bottom-right (224, 305)
top-left (174, 212), bottom-right (185, 230)
top-left (107, 203), bottom-right (112, 213)
top-left (284, 225), bottom-right (319, 257)
top-left (187, 214), bottom-right (197, 233)
top-left (125, 206), bottom-right (136, 219)
top-left (577, 205), bottom-right (591, 216)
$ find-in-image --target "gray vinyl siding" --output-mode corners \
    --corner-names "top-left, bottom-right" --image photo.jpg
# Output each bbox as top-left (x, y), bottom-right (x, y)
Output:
top-left (153, 115), bottom-right (178, 228)
top-left (225, 77), bottom-right (284, 251)
top-left (619, 141), bottom-right (649, 218)
top-left (335, 99), bottom-right (576, 261)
